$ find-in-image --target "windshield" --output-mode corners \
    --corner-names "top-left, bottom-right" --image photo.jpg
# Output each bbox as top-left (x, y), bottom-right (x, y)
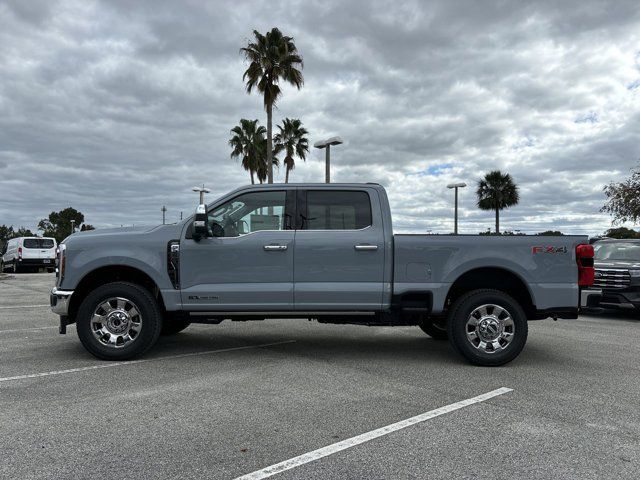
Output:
top-left (22, 238), bottom-right (55, 249)
top-left (594, 242), bottom-right (640, 261)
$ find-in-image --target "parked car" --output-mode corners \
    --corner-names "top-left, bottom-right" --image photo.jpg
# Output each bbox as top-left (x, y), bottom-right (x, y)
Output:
top-left (50, 183), bottom-right (595, 366)
top-left (592, 239), bottom-right (640, 312)
top-left (1, 236), bottom-right (57, 273)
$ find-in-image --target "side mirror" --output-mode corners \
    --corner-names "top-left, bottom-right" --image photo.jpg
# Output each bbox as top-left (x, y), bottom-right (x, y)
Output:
top-left (192, 204), bottom-right (208, 241)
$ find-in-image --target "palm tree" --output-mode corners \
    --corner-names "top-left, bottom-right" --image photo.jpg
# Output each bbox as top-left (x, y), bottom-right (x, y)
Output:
top-left (229, 119), bottom-right (266, 184)
top-left (255, 136), bottom-right (279, 184)
top-left (274, 118), bottom-right (309, 183)
top-left (476, 170), bottom-right (519, 234)
top-left (241, 28), bottom-right (304, 184)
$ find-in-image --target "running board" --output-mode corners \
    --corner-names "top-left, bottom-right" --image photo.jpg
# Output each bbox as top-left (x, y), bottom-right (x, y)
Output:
top-left (189, 311), bottom-right (377, 317)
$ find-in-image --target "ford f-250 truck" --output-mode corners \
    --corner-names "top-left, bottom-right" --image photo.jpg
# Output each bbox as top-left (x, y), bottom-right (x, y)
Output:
top-left (50, 183), bottom-right (595, 366)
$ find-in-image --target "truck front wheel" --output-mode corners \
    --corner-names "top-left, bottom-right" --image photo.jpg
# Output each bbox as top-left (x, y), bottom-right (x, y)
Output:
top-left (447, 289), bottom-right (528, 366)
top-left (76, 282), bottom-right (162, 360)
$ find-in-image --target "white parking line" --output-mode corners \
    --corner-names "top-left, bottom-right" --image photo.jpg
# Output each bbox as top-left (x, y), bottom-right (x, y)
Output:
top-left (0, 304), bottom-right (50, 309)
top-left (0, 340), bottom-right (296, 383)
top-left (234, 387), bottom-right (513, 480)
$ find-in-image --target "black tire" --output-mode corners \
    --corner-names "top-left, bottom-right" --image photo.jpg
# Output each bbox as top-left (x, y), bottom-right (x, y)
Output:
top-left (447, 289), bottom-right (528, 366)
top-left (76, 282), bottom-right (162, 360)
top-left (47, 268), bottom-right (55, 273)
top-left (161, 318), bottom-right (191, 335)
top-left (418, 317), bottom-right (448, 340)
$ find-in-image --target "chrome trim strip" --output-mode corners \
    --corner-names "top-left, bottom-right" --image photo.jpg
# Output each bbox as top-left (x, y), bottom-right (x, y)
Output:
top-left (580, 288), bottom-right (601, 308)
top-left (189, 311), bottom-right (376, 317)
top-left (50, 287), bottom-right (74, 316)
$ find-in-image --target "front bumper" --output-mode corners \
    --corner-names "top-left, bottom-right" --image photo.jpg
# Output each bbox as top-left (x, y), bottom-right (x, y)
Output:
top-left (580, 288), bottom-right (602, 309)
top-left (599, 288), bottom-right (640, 310)
top-left (50, 287), bottom-right (74, 316)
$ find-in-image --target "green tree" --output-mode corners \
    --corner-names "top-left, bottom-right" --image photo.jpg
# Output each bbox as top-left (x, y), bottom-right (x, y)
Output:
top-left (604, 227), bottom-right (640, 239)
top-left (0, 225), bottom-right (14, 251)
top-left (229, 119), bottom-right (268, 184)
top-left (81, 224), bottom-right (95, 231)
top-left (274, 118), bottom-right (309, 183)
top-left (601, 165), bottom-right (640, 224)
top-left (241, 27), bottom-right (304, 184)
top-left (38, 207), bottom-right (85, 242)
top-left (476, 170), bottom-right (519, 234)
top-left (14, 227), bottom-right (35, 237)
top-left (537, 230), bottom-right (564, 236)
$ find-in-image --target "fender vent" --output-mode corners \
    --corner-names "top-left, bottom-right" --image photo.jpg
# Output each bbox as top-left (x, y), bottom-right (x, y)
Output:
top-left (167, 240), bottom-right (180, 289)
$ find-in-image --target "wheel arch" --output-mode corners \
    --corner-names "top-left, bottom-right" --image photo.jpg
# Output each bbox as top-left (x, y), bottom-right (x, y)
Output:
top-left (445, 267), bottom-right (536, 318)
top-left (68, 265), bottom-right (165, 321)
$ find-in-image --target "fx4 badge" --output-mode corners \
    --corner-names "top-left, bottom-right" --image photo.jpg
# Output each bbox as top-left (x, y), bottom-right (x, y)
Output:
top-left (532, 246), bottom-right (568, 254)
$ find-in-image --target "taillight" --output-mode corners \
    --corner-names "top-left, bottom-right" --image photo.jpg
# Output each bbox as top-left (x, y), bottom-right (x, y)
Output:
top-left (576, 244), bottom-right (594, 287)
top-left (18, 247), bottom-right (22, 259)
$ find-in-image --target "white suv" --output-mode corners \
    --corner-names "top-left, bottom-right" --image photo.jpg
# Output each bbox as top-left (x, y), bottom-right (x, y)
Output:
top-left (1, 237), bottom-right (57, 273)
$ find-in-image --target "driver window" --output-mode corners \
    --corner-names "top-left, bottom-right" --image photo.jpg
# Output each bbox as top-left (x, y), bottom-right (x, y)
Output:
top-left (207, 191), bottom-right (287, 237)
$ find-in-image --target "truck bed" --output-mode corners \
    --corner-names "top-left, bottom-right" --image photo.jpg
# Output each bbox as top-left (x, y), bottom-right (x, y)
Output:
top-left (393, 234), bottom-right (589, 314)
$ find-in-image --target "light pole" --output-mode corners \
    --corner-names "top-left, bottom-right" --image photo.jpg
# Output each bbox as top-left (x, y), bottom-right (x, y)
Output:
top-left (192, 185), bottom-right (211, 204)
top-left (70, 220), bottom-right (76, 235)
top-left (314, 136), bottom-right (343, 183)
top-left (446, 182), bottom-right (467, 235)
top-left (161, 206), bottom-right (167, 225)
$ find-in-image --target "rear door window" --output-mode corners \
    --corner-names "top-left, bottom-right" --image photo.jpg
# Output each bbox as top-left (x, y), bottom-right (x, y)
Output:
top-left (22, 238), bottom-right (55, 249)
top-left (305, 191), bottom-right (372, 230)
top-left (23, 239), bottom-right (39, 249)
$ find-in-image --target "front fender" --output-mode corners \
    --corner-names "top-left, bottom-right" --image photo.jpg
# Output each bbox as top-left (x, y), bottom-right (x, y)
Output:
top-left (63, 248), bottom-right (172, 291)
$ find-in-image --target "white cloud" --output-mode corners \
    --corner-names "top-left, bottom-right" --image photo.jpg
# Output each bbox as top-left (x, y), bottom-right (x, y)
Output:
top-left (0, 0), bottom-right (638, 235)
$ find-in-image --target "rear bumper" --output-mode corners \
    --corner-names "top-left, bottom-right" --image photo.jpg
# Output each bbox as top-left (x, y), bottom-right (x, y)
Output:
top-left (19, 258), bottom-right (55, 266)
top-left (50, 287), bottom-right (74, 316)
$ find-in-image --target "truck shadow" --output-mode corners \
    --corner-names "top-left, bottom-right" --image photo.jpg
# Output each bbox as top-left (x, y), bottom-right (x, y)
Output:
top-left (152, 328), bottom-right (458, 364)
top-left (581, 309), bottom-right (640, 323)
top-left (150, 326), bottom-right (561, 368)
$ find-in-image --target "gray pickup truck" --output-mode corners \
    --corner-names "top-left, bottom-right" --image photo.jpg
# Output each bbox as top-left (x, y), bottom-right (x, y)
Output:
top-left (50, 183), bottom-right (595, 366)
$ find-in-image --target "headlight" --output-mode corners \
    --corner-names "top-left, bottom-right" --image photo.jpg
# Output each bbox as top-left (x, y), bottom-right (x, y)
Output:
top-left (628, 269), bottom-right (640, 277)
top-left (56, 243), bottom-right (66, 282)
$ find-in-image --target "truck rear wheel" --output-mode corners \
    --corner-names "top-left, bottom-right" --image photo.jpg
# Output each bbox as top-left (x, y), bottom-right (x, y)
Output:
top-left (447, 289), bottom-right (528, 366)
top-left (418, 317), bottom-right (448, 340)
top-left (76, 282), bottom-right (162, 360)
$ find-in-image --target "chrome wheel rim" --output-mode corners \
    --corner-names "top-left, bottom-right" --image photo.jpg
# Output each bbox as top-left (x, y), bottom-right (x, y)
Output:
top-left (91, 297), bottom-right (142, 348)
top-left (465, 304), bottom-right (515, 354)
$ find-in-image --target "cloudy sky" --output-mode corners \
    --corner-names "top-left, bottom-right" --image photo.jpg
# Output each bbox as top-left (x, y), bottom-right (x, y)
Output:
top-left (1, 0), bottom-right (639, 235)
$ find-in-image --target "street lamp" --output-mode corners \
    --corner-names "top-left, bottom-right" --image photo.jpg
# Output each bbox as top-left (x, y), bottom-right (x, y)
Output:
top-left (314, 136), bottom-right (343, 183)
top-left (192, 185), bottom-right (211, 204)
top-left (446, 182), bottom-right (467, 235)
top-left (70, 220), bottom-right (76, 235)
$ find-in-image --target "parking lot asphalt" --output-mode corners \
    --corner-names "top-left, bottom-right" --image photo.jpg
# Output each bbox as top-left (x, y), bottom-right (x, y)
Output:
top-left (1, 273), bottom-right (639, 479)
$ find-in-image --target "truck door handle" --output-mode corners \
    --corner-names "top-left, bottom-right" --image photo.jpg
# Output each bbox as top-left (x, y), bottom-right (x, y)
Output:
top-left (263, 245), bottom-right (288, 251)
top-left (354, 244), bottom-right (378, 251)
